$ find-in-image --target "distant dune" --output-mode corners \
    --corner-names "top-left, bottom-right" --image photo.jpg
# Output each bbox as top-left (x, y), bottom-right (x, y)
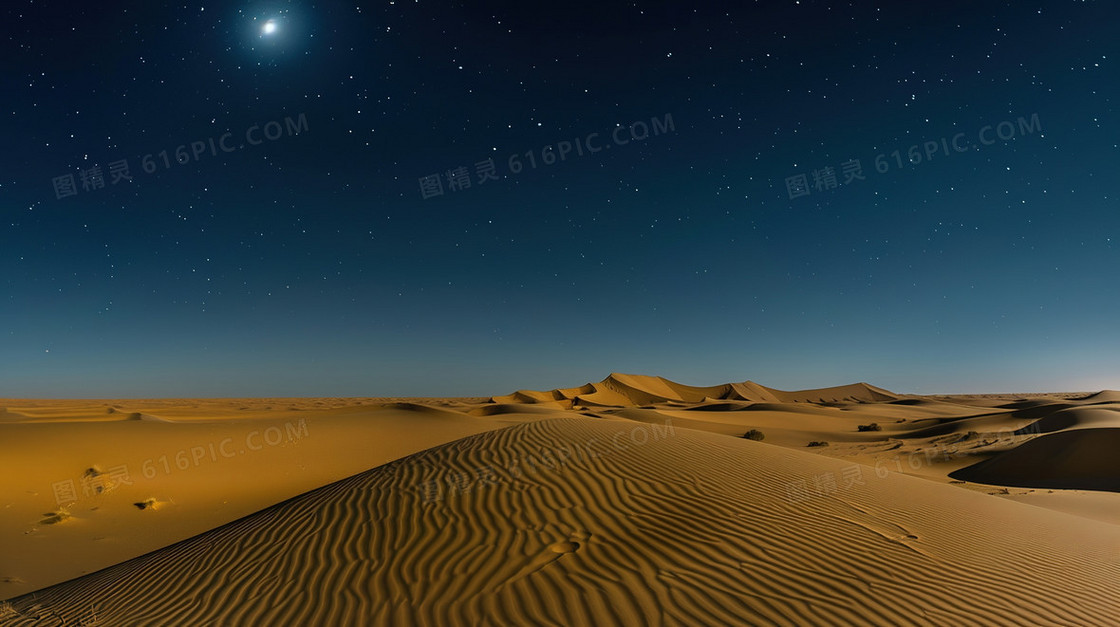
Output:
top-left (1079, 390), bottom-right (1120, 403)
top-left (491, 373), bottom-right (900, 407)
top-left (2, 377), bottom-right (1119, 625)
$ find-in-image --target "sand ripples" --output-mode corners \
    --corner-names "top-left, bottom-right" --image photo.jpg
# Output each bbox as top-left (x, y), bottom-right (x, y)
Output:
top-left (5, 418), bottom-right (1119, 626)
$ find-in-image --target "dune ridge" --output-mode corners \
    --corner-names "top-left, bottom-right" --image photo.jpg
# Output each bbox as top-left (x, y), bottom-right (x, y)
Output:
top-left (4, 418), bottom-right (1118, 626)
top-left (491, 373), bottom-right (900, 408)
top-left (1079, 390), bottom-right (1120, 404)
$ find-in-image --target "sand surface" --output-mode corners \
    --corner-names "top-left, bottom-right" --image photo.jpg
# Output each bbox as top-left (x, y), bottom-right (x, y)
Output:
top-left (2, 375), bottom-right (1119, 625)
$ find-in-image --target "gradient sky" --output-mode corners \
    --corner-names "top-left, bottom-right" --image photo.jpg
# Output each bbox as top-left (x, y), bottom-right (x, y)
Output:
top-left (2, 1), bottom-right (1117, 397)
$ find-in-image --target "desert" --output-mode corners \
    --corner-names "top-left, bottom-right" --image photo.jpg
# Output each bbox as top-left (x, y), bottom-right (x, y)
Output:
top-left (2, 374), bottom-right (1118, 625)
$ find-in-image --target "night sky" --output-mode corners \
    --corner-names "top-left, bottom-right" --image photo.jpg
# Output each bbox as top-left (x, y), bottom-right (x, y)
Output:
top-left (2, 2), bottom-right (1117, 398)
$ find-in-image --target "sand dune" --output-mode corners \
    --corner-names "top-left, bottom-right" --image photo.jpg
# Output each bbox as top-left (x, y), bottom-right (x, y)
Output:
top-left (950, 427), bottom-right (1120, 491)
top-left (3, 379), bottom-right (1119, 625)
top-left (4, 418), bottom-right (1118, 626)
top-left (1012, 405), bottom-right (1120, 434)
top-left (1078, 390), bottom-right (1120, 403)
top-left (0, 401), bottom-right (524, 597)
top-left (493, 373), bottom-right (900, 408)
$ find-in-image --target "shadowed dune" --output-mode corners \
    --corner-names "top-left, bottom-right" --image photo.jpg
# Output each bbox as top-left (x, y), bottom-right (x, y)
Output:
top-left (468, 402), bottom-right (571, 416)
top-left (1013, 406), bottom-right (1120, 434)
top-left (680, 401), bottom-right (756, 411)
top-left (950, 427), bottom-right (1120, 492)
top-left (4, 418), bottom-right (1119, 626)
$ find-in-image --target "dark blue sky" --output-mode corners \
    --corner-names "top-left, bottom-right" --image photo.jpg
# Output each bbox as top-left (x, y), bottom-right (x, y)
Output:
top-left (2, 1), bottom-right (1117, 397)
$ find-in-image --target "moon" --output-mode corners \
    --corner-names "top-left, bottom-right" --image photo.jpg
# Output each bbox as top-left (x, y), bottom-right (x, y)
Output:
top-left (261, 20), bottom-right (278, 36)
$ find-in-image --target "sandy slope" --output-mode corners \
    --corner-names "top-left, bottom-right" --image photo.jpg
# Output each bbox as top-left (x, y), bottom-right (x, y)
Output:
top-left (3, 417), bottom-right (1118, 626)
top-left (2, 376), bottom-right (1119, 625)
top-left (0, 399), bottom-right (540, 597)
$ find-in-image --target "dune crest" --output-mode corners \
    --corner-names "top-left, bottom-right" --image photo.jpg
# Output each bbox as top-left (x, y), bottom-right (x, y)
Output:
top-left (1079, 390), bottom-right (1120, 403)
top-left (491, 373), bottom-right (900, 407)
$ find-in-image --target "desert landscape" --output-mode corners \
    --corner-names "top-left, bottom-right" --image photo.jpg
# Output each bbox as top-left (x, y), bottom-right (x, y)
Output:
top-left (2, 373), bottom-right (1118, 625)
top-left (7, 0), bottom-right (1118, 624)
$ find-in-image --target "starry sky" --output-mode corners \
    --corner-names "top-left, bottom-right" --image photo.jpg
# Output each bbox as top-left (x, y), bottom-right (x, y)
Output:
top-left (2, 1), bottom-right (1117, 398)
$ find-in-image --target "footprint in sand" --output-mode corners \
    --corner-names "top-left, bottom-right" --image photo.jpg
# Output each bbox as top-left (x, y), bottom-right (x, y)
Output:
top-left (549, 541), bottom-right (580, 554)
top-left (497, 538), bottom-right (584, 592)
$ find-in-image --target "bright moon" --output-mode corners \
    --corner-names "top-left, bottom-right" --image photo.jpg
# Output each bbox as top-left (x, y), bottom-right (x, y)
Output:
top-left (262, 20), bottom-right (277, 35)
